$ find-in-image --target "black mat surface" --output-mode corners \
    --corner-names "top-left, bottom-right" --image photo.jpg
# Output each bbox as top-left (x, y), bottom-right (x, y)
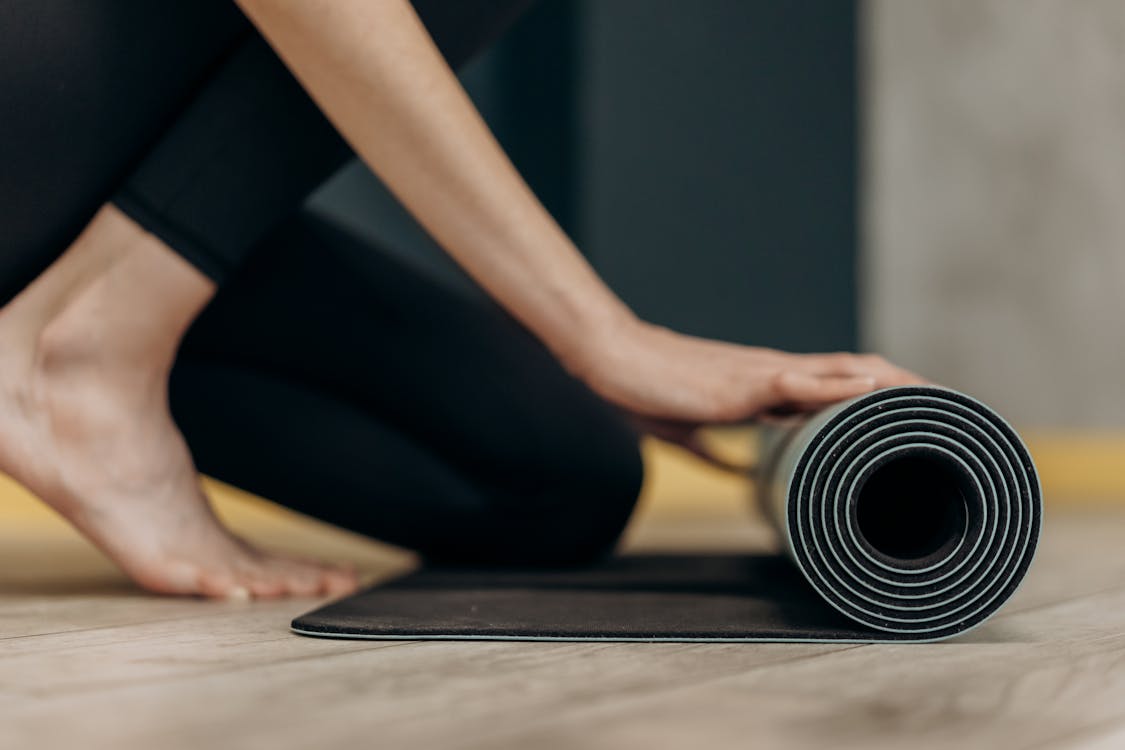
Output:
top-left (293, 554), bottom-right (960, 643)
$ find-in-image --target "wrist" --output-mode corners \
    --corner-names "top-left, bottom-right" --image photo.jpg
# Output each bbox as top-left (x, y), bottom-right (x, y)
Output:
top-left (550, 295), bottom-right (639, 383)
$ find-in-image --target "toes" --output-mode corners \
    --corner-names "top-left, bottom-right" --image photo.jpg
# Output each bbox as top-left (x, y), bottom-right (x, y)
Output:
top-left (321, 566), bottom-right (360, 596)
top-left (180, 551), bottom-right (360, 600)
top-left (129, 558), bottom-right (214, 597)
top-left (248, 553), bottom-right (359, 598)
top-left (195, 571), bottom-right (240, 599)
top-left (282, 557), bottom-right (359, 597)
top-left (195, 569), bottom-right (258, 601)
top-left (275, 559), bottom-right (325, 598)
top-left (245, 571), bottom-right (291, 599)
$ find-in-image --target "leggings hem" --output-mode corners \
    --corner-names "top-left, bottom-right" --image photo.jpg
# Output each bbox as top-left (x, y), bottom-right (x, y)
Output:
top-left (112, 188), bottom-right (230, 284)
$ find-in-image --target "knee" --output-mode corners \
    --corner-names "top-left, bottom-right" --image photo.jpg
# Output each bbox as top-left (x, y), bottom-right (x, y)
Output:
top-left (478, 427), bottom-right (645, 567)
top-left (419, 422), bottom-right (644, 568)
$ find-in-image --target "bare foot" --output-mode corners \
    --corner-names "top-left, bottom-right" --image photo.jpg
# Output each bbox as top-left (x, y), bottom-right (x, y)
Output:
top-left (0, 206), bottom-right (358, 599)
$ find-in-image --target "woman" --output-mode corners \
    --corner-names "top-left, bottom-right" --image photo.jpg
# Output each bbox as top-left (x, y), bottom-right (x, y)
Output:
top-left (0, 0), bottom-right (921, 599)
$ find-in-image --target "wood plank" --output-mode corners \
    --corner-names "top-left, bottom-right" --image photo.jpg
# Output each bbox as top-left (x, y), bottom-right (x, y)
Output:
top-left (3, 638), bottom-right (852, 747)
top-left (0, 604), bottom-right (412, 697)
top-left (2, 507), bottom-right (1122, 750)
top-left (1049, 720), bottom-right (1125, 750)
top-left (7, 574), bottom-right (1125, 749)
top-left (464, 586), bottom-right (1125, 750)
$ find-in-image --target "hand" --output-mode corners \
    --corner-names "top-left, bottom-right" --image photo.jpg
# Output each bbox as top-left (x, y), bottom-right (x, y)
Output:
top-left (575, 316), bottom-right (926, 423)
top-left (570, 317), bottom-right (927, 468)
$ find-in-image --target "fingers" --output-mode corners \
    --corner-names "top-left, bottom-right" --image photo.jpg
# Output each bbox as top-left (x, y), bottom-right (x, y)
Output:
top-left (721, 371), bottom-right (877, 424)
top-left (583, 322), bottom-right (930, 428)
top-left (692, 371), bottom-right (878, 424)
top-left (771, 371), bottom-right (877, 405)
top-left (792, 352), bottom-right (928, 387)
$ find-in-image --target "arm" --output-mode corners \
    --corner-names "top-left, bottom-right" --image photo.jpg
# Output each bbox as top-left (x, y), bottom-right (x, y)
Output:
top-left (237, 0), bottom-right (621, 357)
top-left (236, 0), bottom-right (922, 428)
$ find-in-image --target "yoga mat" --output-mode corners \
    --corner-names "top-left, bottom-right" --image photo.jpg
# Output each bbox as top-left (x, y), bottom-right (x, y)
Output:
top-left (293, 386), bottom-right (1042, 642)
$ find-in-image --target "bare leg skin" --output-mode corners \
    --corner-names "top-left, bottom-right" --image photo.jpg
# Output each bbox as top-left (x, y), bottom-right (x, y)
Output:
top-left (0, 205), bottom-right (357, 598)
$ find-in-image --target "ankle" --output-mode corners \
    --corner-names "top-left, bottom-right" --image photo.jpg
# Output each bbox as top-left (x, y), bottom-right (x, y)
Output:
top-left (6, 204), bottom-right (216, 380)
top-left (34, 295), bottom-right (173, 385)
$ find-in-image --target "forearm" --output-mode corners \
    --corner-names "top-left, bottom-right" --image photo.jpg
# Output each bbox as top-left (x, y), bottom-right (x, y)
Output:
top-left (236, 0), bottom-right (631, 370)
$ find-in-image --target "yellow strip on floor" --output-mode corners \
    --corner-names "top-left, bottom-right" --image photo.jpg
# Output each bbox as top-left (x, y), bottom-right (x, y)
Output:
top-left (0, 429), bottom-right (1121, 534)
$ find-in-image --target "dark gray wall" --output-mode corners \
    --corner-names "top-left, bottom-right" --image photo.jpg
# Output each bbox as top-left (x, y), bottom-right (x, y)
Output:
top-left (579, 0), bottom-right (856, 350)
top-left (313, 0), bottom-right (857, 351)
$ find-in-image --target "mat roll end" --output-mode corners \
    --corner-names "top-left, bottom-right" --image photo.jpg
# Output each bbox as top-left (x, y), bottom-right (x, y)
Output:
top-left (760, 385), bottom-right (1042, 640)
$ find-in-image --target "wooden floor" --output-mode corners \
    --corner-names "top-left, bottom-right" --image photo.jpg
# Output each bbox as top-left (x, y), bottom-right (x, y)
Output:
top-left (3, 483), bottom-right (1125, 750)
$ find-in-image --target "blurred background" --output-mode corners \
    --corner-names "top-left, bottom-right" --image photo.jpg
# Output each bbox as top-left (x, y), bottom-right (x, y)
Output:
top-left (314, 0), bottom-right (1125, 429)
top-left (312, 0), bottom-right (858, 353)
top-left (8, 0), bottom-right (1123, 571)
top-left (306, 0), bottom-right (1125, 508)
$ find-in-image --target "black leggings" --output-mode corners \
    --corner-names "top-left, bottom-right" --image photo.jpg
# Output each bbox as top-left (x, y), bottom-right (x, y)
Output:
top-left (1, 1), bottom-right (642, 565)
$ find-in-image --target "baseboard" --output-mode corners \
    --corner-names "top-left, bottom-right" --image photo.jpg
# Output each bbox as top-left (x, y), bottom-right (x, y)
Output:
top-left (0, 428), bottom-right (1120, 532)
top-left (638, 428), bottom-right (1125, 518)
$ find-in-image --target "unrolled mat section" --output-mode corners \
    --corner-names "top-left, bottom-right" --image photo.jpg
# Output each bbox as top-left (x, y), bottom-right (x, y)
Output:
top-left (293, 386), bottom-right (1042, 642)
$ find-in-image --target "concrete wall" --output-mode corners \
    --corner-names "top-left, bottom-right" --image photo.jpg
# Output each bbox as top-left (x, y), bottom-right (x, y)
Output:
top-left (865, 0), bottom-right (1125, 427)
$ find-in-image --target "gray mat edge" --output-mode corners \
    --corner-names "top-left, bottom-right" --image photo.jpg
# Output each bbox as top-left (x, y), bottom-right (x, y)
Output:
top-left (289, 625), bottom-right (956, 644)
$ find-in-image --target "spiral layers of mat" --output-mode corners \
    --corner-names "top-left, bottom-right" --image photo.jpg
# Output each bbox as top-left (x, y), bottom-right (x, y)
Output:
top-left (761, 386), bottom-right (1042, 641)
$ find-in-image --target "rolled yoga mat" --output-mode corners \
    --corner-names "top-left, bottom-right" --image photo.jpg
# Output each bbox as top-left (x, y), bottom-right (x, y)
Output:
top-left (293, 386), bottom-right (1042, 643)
